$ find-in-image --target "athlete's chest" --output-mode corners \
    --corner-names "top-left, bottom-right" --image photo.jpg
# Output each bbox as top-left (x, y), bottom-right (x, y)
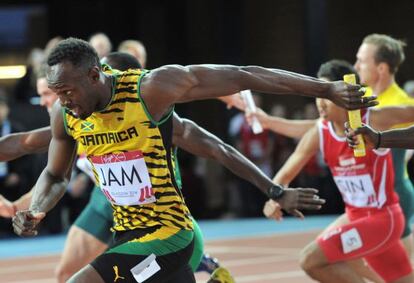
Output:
top-left (69, 103), bottom-right (159, 155)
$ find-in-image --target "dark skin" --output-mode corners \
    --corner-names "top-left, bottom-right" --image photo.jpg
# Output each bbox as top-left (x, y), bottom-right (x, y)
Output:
top-left (142, 65), bottom-right (376, 121)
top-left (46, 63), bottom-right (376, 122)
top-left (13, 61), bottom-right (372, 237)
top-left (346, 121), bottom-right (414, 150)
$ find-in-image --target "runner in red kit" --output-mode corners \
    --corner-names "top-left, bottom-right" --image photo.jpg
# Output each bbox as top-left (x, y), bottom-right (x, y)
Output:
top-left (315, 111), bottom-right (408, 282)
top-left (262, 60), bottom-right (414, 283)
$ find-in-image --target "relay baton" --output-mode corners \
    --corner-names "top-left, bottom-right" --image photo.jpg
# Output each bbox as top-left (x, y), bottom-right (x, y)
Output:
top-left (344, 74), bottom-right (366, 157)
top-left (240, 90), bottom-right (263, 134)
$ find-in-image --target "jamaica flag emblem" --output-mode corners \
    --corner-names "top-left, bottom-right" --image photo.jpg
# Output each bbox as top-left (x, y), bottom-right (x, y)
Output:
top-left (81, 121), bottom-right (94, 132)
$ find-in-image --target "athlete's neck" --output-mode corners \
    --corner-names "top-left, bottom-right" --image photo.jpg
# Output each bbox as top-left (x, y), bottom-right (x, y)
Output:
top-left (331, 117), bottom-right (347, 137)
top-left (96, 73), bottom-right (114, 111)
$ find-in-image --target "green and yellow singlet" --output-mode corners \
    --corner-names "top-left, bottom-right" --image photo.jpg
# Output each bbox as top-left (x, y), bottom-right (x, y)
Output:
top-left (63, 66), bottom-right (193, 237)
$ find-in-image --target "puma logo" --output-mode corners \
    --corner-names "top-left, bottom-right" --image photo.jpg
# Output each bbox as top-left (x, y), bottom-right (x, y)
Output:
top-left (113, 265), bottom-right (125, 282)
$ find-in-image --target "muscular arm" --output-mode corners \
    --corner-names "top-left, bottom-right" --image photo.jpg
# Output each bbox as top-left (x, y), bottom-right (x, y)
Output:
top-left (142, 64), bottom-right (371, 121)
top-left (378, 126), bottom-right (414, 149)
top-left (29, 104), bottom-right (76, 213)
top-left (172, 112), bottom-right (273, 193)
top-left (29, 111), bottom-right (75, 214)
top-left (0, 127), bottom-right (51, 161)
top-left (172, 113), bottom-right (325, 216)
top-left (273, 125), bottom-right (320, 185)
top-left (13, 104), bottom-right (76, 236)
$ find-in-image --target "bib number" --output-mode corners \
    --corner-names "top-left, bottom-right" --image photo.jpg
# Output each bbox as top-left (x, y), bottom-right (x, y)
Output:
top-left (333, 174), bottom-right (377, 207)
top-left (341, 228), bottom-right (363, 254)
top-left (90, 151), bottom-right (155, 206)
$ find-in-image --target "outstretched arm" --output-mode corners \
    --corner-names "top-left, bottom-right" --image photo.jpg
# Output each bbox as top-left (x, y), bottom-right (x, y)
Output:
top-left (0, 127), bottom-right (52, 218)
top-left (346, 106), bottom-right (414, 150)
top-left (0, 127), bottom-right (51, 161)
top-left (172, 113), bottom-right (324, 217)
top-left (379, 126), bottom-right (414, 149)
top-left (142, 65), bottom-right (375, 121)
top-left (12, 104), bottom-right (76, 237)
top-left (246, 108), bottom-right (317, 139)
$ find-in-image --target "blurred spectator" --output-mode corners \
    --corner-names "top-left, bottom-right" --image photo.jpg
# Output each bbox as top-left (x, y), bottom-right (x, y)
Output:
top-left (89, 32), bottom-right (112, 59)
top-left (0, 92), bottom-right (28, 193)
top-left (404, 80), bottom-right (414, 98)
top-left (268, 104), bottom-right (296, 173)
top-left (44, 36), bottom-right (63, 57)
top-left (176, 151), bottom-right (207, 219)
top-left (118, 40), bottom-right (147, 68)
top-left (12, 48), bottom-right (44, 104)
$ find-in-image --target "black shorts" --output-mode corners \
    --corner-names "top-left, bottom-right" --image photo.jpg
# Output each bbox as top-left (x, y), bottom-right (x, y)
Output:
top-left (90, 226), bottom-right (195, 283)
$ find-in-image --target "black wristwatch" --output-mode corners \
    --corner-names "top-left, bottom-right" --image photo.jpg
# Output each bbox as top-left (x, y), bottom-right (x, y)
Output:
top-left (267, 184), bottom-right (285, 200)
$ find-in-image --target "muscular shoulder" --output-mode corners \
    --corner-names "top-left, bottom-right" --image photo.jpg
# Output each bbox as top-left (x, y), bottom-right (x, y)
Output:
top-left (139, 65), bottom-right (198, 120)
top-left (143, 65), bottom-right (196, 91)
top-left (146, 65), bottom-right (190, 80)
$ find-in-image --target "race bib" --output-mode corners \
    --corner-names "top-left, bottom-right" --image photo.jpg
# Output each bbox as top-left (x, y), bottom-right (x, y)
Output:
top-left (90, 151), bottom-right (155, 206)
top-left (341, 228), bottom-right (363, 254)
top-left (333, 174), bottom-right (377, 207)
top-left (130, 254), bottom-right (161, 283)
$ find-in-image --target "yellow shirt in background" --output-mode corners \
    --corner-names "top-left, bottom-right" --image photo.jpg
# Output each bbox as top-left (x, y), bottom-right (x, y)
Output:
top-left (368, 83), bottom-right (414, 128)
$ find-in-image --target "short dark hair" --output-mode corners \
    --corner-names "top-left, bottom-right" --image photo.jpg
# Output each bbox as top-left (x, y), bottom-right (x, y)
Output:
top-left (317, 59), bottom-right (359, 83)
top-left (47, 37), bottom-right (100, 70)
top-left (363, 34), bottom-right (406, 74)
top-left (103, 52), bottom-right (142, 71)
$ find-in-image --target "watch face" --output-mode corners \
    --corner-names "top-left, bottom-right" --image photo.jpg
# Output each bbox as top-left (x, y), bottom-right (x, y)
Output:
top-left (269, 185), bottom-right (284, 199)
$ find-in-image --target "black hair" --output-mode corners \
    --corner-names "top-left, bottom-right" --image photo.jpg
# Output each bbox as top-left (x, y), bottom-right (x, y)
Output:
top-left (47, 37), bottom-right (100, 70)
top-left (317, 59), bottom-right (360, 83)
top-left (103, 52), bottom-right (142, 71)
